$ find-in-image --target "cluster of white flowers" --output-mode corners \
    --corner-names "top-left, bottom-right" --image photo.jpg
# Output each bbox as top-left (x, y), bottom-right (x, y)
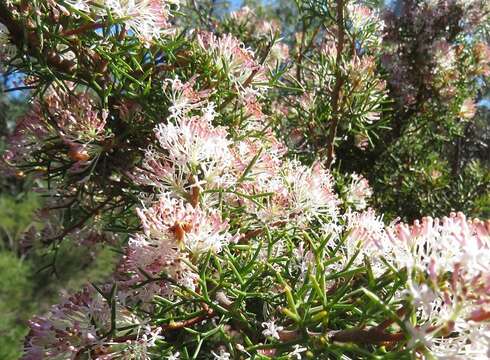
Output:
top-left (349, 211), bottom-right (490, 356)
top-left (64, 0), bottom-right (179, 40)
top-left (23, 287), bottom-right (161, 360)
top-left (346, 173), bottom-right (373, 210)
top-left (196, 31), bottom-right (267, 93)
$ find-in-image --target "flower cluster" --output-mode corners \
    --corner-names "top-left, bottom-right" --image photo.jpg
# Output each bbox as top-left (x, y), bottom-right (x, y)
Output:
top-left (3, 86), bottom-right (108, 172)
top-left (64, 0), bottom-right (179, 41)
top-left (24, 287), bottom-right (162, 360)
top-left (0, 0), bottom-right (488, 359)
top-left (196, 31), bottom-right (267, 93)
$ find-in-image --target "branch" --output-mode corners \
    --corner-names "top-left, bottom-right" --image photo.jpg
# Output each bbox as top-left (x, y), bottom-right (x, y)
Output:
top-left (325, 0), bottom-right (345, 169)
top-left (0, 2), bottom-right (103, 83)
top-left (239, 220), bottom-right (287, 243)
top-left (41, 199), bottom-right (111, 245)
top-left (112, 308), bottom-right (215, 343)
top-left (329, 327), bottom-right (406, 344)
top-left (217, 38), bottom-right (274, 111)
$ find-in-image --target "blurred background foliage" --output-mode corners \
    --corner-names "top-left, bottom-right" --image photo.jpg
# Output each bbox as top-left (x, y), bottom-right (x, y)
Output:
top-left (0, 0), bottom-right (488, 358)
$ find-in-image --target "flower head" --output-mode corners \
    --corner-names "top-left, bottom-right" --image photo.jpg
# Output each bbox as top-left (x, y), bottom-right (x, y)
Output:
top-left (197, 31), bottom-right (266, 91)
top-left (261, 319), bottom-right (284, 339)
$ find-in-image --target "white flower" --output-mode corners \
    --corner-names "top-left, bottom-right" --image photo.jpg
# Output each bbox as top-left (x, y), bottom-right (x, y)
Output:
top-left (406, 281), bottom-right (437, 319)
top-left (66, 0), bottom-right (178, 41)
top-left (289, 344), bottom-right (307, 359)
top-left (153, 112), bottom-right (234, 189)
top-left (167, 352), bottom-right (180, 360)
top-left (211, 349), bottom-right (231, 360)
top-left (346, 173), bottom-right (372, 210)
top-left (261, 319), bottom-right (284, 339)
top-left (196, 31), bottom-right (266, 90)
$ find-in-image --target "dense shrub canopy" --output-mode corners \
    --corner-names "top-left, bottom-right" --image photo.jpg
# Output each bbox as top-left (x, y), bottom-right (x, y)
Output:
top-left (0, 0), bottom-right (489, 359)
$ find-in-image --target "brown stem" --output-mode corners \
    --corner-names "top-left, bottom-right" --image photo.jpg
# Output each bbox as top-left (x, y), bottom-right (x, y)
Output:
top-left (325, 0), bottom-right (345, 169)
top-left (61, 21), bottom-right (108, 36)
top-left (330, 322), bottom-right (444, 345)
top-left (296, 23), bottom-right (321, 83)
top-left (112, 308), bottom-right (215, 343)
top-left (239, 220), bottom-right (287, 243)
top-left (329, 327), bottom-right (406, 344)
top-left (41, 199), bottom-right (111, 244)
top-left (376, 307), bottom-right (406, 331)
top-left (0, 2), bottom-right (105, 85)
top-left (296, 20), bottom-right (308, 83)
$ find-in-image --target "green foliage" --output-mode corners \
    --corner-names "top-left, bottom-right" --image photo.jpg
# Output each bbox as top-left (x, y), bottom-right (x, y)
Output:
top-left (0, 252), bottom-right (32, 360)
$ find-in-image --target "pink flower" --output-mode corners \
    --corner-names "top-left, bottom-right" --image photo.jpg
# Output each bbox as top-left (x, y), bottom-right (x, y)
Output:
top-left (164, 76), bottom-right (212, 120)
top-left (23, 287), bottom-right (155, 360)
top-left (459, 98), bottom-right (477, 120)
top-left (346, 173), bottom-right (373, 210)
top-left (120, 194), bottom-right (233, 300)
top-left (345, 208), bottom-right (390, 258)
top-left (66, 0), bottom-right (179, 41)
top-left (136, 194), bottom-right (233, 254)
top-left (3, 87), bottom-right (108, 169)
top-left (197, 31), bottom-right (267, 91)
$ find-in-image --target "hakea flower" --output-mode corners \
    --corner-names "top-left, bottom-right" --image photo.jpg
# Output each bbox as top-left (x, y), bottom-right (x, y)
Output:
top-left (136, 194), bottom-right (233, 255)
top-left (120, 194), bottom-right (233, 299)
top-left (134, 107), bottom-right (235, 196)
top-left (289, 344), bottom-right (307, 360)
top-left (196, 31), bottom-right (267, 92)
top-left (154, 104), bottom-right (231, 170)
top-left (284, 161), bottom-right (339, 222)
top-left (429, 322), bottom-right (490, 359)
top-left (344, 208), bottom-right (391, 271)
top-left (229, 133), bottom-right (285, 195)
top-left (23, 287), bottom-right (160, 360)
top-left (347, 4), bottom-right (379, 32)
top-left (65, 0), bottom-right (178, 41)
top-left (387, 213), bottom-right (490, 355)
top-left (261, 319), bottom-right (284, 340)
top-left (389, 213), bottom-right (490, 278)
top-left (404, 294), bottom-right (490, 359)
top-left (251, 160), bottom-right (339, 225)
top-left (164, 76), bottom-right (212, 120)
top-left (459, 98), bottom-right (477, 120)
top-left (346, 173), bottom-right (373, 210)
top-left (121, 232), bottom-right (197, 301)
top-left (3, 88), bottom-right (108, 170)
top-left (50, 92), bottom-right (109, 144)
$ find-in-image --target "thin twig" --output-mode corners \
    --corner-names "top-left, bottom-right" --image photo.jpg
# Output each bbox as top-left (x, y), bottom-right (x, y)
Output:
top-left (325, 0), bottom-right (346, 168)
